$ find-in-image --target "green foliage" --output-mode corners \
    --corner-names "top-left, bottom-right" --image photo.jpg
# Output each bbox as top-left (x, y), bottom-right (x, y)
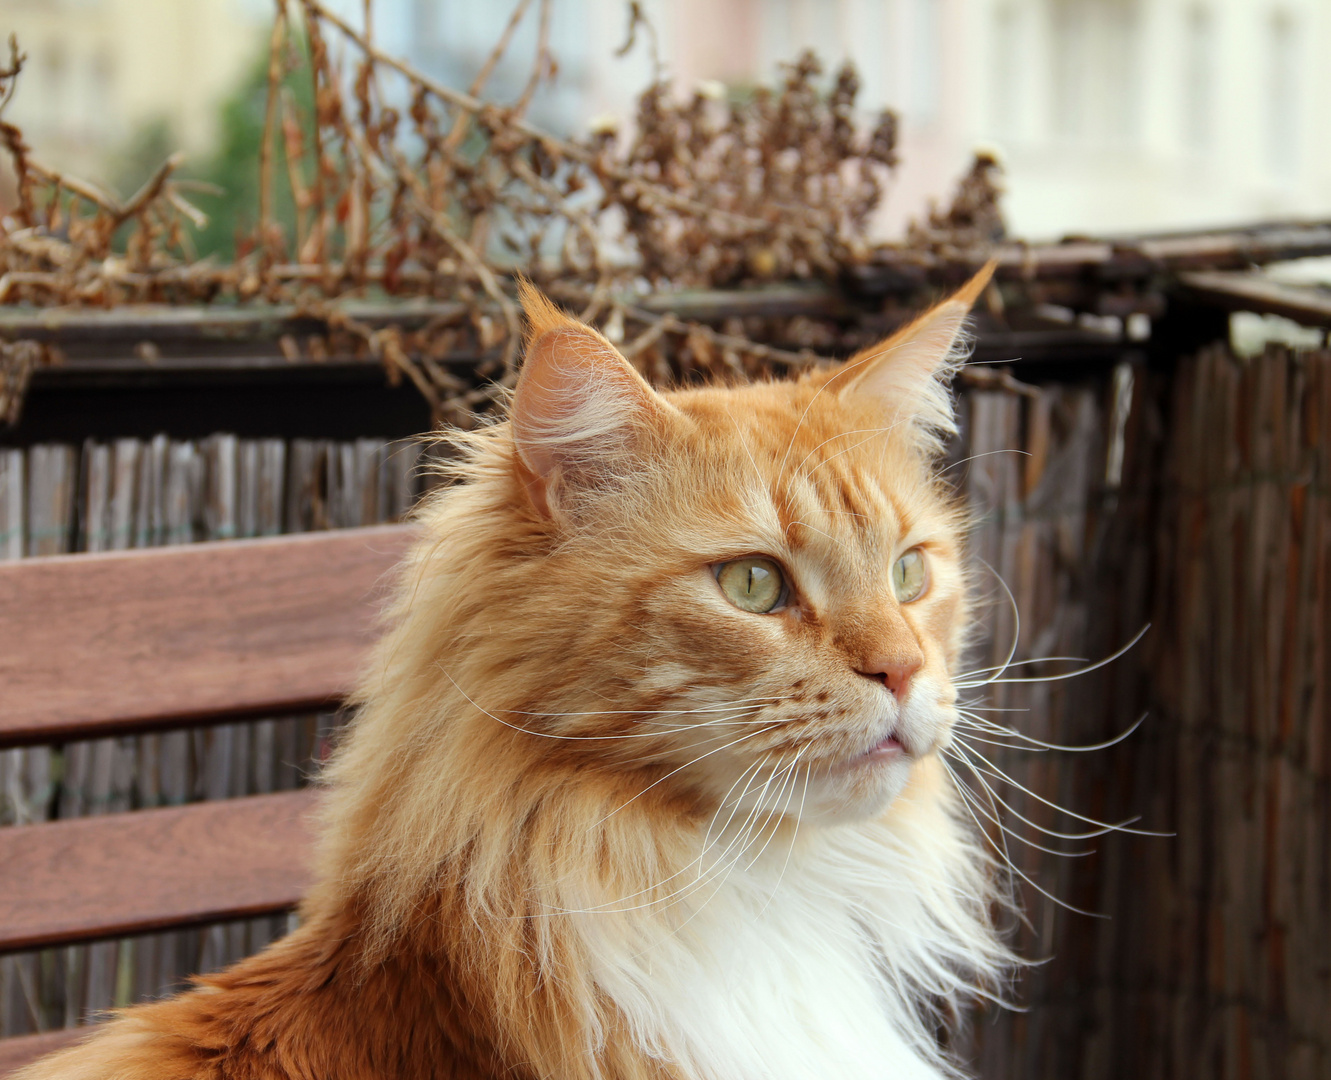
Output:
top-left (195, 45), bottom-right (270, 258)
top-left (115, 35), bottom-right (315, 261)
top-left (109, 116), bottom-right (177, 199)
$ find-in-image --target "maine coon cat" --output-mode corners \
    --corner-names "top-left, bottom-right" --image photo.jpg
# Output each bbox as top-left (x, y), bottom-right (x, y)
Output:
top-left (20, 263), bottom-right (1014, 1080)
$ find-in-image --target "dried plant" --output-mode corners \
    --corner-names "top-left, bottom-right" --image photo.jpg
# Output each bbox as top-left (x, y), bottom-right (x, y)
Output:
top-left (0, 2), bottom-right (1001, 425)
top-left (0, 34), bottom-right (206, 304)
top-left (907, 151), bottom-right (1005, 255)
top-left (605, 52), bottom-right (899, 286)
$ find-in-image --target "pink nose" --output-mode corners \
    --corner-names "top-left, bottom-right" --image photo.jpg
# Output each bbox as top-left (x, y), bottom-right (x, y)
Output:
top-left (857, 654), bottom-right (922, 700)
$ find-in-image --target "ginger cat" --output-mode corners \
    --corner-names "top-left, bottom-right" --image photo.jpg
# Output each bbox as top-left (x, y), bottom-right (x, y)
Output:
top-left (20, 265), bottom-right (1011, 1080)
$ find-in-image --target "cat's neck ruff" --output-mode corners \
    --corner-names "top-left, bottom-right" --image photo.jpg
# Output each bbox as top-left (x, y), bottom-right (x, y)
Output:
top-left (320, 718), bottom-right (1007, 1079)
top-left (565, 769), bottom-right (1002, 1080)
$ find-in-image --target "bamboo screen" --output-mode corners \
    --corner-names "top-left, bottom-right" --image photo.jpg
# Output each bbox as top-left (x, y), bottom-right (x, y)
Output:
top-left (963, 345), bottom-right (1330, 1080)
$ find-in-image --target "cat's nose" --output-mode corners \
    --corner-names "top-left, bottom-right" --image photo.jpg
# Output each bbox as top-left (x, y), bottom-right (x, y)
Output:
top-left (857, 654), bottom-right (923, 700)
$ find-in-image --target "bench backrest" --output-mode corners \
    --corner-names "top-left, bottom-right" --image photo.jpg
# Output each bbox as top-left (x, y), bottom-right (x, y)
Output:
top-left (0, 525), bottom-right (413, 745)
top-left (0, 524), bottom-right (413, 1073)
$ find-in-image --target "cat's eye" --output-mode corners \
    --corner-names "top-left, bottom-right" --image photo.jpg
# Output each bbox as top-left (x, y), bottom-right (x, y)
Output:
top-left (715, 557), bottom-right (787, 614)
top-left (892, 548), bottom-right (928, 603)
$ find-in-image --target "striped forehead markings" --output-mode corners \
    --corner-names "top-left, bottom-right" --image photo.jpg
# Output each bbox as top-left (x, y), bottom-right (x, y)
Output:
top-left (773, 460), bottom-right (898, 566)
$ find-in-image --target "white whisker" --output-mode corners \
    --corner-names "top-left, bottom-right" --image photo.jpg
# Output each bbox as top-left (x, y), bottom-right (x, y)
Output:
top-left (949, 726), bottom-right (1049, 753)
top-left (775, 346), bottom-right (894, 482)
top-left (956, 709), bottom-right (1148, 753)
top-left (725, 407), bottom-right (767, 491)
top-left (438, 668), bottom-right (777, 742)
top-left (950, 743), bottom-right (1169, 838)
top-left (702, 756), bottom-right (769, 858)
top-left (799, 421), bottom-right (907, 483)
top-left (784, 519), bottom-right (851, 550)
top-left (947, 762), bottom-right (1096, 858)
top-left (949, 744), bottom-right (1123, 840)
top-left (957, 625), bottom-right (1150, 689)
top-left (591, 723), bottom-right (787, 826)
top-left (953, 657), bottom-right (1086, 681)
top-left (509, 697), bottom-right (782, 718)
top-left (937, 448), bottom-right (1031, 477)
top-left (790, 424), bottom-right (900, 479)
top-left (758, 755), bottom-right (811, 915)
top-left (941, 759), bottom-right (1108, 919)
top-left (962, 558), bottom-right (1021, 688)
top-left (743, 749), bottom-right (808, 872)
top-left (539, 758), bottom-right (775, 917)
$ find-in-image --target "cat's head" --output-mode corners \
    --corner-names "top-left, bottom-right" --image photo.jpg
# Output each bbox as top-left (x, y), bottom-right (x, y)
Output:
top-left (457, 268), bottom-right (992, 828)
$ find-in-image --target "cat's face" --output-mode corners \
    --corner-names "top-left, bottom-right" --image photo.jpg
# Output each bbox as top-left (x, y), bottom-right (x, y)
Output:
top-left (587, 381), bottom-right (968, 826)
top-left (504, 272), bottom-right (988, 827)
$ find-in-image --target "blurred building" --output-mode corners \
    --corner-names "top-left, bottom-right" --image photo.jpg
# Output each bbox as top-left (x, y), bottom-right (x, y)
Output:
top-left (970, 0), bottom-right (1331, 237)
top-left (1, 0), bottom-right (1326, 241)
top-left (353, 0), bottom-right (1331, 240)
top-left (658, 0), bottom-right (1331, 239)
top-left (0, 0), bottom-right (264, 187)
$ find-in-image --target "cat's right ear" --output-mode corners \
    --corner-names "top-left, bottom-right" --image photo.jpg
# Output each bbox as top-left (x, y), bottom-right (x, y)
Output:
top-left (510, 285), bottom-right (674, 518)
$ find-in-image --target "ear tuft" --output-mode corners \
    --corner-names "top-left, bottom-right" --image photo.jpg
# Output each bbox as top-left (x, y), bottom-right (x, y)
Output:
top-left (510, 285), bottom-right (672, 518)
top-left (517, 278), bottom-right (580, 342)
top-left (835, 259), bottom-right (996, 453)
top-left (945, 258), bottom-right (998, 310)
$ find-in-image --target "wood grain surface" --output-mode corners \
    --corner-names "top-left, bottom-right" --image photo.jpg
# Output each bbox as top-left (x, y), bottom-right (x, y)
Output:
top-left (0, 789), bottom-right (317, 953)
top-left (0, 1028), bottom-right (91, 1076)
top-left (0, 524), bottom-right (413, 746)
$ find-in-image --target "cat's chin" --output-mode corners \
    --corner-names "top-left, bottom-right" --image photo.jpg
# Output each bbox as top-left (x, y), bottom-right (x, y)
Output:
top-left (800, 750), bottom-right (918, 824)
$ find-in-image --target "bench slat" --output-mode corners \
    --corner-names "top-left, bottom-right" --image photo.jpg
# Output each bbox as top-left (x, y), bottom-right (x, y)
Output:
top-left (0, 524), bottom-right (412, 747)
top-left (0, 1028), bottom-right (90, 1076)
top-left (0, 790), bottom-right (317, 954)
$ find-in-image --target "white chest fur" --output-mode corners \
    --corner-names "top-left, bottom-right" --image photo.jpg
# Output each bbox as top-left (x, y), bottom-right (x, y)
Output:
top-left (581, 815), bottom-right (992, 1080)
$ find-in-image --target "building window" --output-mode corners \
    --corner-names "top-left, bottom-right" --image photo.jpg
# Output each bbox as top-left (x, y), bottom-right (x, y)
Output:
top-left (1181, 7), bottom-right (1214, 153)
top-left (1050, 2), bottom-right (1086, 140)
top-left (1049, 0), bottom-right (1140, 146)
top-left (909, 0), bottom-right (942, 125)
top-left (990, 4), bottom-right (1020, 137)
top-left (1267, 11), bottom-right (1299, 178)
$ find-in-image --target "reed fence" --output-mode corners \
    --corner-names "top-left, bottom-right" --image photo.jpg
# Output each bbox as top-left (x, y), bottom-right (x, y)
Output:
top-left (959, 345), bottom-right (1330, 1080)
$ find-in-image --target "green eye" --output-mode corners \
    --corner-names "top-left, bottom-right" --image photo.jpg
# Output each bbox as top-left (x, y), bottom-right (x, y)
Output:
top-left (715, 557), bottom-right (787, 614)
top-left (892, 548), bottom-right (928, 603)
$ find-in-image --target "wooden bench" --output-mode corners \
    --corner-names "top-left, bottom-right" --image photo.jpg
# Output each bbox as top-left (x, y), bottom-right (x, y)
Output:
top-left (0, 524), bottom-right (413, 1075)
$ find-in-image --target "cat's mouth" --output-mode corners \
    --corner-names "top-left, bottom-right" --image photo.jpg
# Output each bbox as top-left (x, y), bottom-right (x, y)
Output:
top-left (834, 727), bottom-right (913, 771)
top-left (862, 733), bottom-right (906, 762)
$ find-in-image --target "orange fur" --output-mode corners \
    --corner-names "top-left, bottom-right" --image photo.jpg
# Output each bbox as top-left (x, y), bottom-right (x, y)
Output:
top-left (19, 266), bottom-right (1011, 1080)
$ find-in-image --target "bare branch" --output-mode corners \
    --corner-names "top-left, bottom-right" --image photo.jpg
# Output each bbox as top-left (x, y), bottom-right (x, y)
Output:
top-left (27, 160), bottom-right (123, 217)
top-left (259, 4), bottom-right (289, 251)
top-left (116, 152), bottom-right (186, 225)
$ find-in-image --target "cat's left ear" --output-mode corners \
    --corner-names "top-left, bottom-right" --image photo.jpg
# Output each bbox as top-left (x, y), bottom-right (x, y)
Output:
top-left (833, 259), bottom-right (996, 450)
